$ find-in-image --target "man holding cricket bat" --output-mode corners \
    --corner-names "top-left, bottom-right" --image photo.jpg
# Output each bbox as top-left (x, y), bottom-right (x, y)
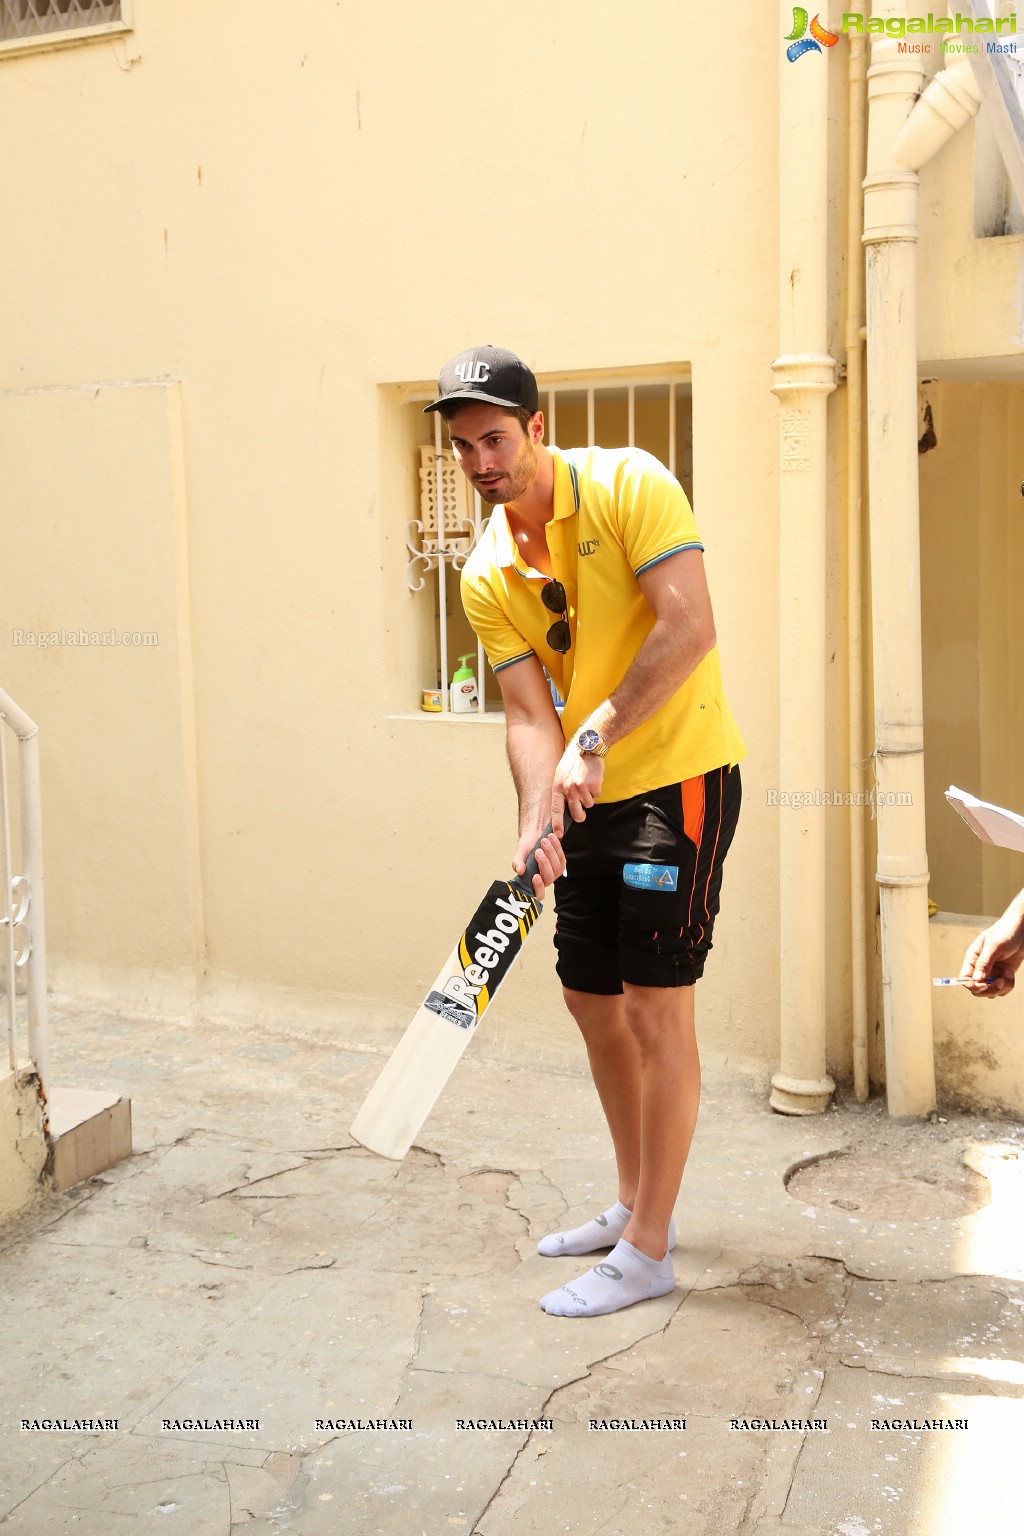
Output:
top-left (426, 345), bottom-right (745, 1317)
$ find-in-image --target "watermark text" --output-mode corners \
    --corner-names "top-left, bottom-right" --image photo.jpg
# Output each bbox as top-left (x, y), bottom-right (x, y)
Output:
top-left (11, 628), bottom-right (159, 651)
top-left (767, 788), bottom-right (911, 810)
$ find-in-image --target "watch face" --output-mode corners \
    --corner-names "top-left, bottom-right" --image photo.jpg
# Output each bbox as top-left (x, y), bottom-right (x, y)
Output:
top-left (579, 729), bottom-right (599, 751)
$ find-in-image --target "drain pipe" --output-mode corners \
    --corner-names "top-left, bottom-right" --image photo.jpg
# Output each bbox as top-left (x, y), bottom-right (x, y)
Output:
top-left (863, 20), bottom-right (982, 1117)
top-left (846, 35), bottom-right (870, 1105)
top-left (769, 0), bottom-right (837, 1116)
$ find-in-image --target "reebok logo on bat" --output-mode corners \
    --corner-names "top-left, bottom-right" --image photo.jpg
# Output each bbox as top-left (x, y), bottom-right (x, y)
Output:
top-left (425, 885), bottom-right (537, 1025)
top-left (494, 890), bottom-right (534, 921)
top-left (446, 912), bottom-right (525, 1001)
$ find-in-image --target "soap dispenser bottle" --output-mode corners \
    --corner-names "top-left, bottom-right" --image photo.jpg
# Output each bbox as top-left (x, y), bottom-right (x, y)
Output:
top-left (450, 653), bottom-right (479, 713)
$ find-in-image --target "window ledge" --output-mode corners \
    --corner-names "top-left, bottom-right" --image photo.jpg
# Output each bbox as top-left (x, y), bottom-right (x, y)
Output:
top-left (0, 19), bottom-right (131, 60)
top-left (388, 710), bottom-right (506, 724)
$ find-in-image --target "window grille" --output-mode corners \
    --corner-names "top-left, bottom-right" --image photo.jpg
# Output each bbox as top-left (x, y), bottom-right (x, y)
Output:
top-left (404, 370), bottom-right (693, 718)
top-left (0, 0), bottom-right (126, 46)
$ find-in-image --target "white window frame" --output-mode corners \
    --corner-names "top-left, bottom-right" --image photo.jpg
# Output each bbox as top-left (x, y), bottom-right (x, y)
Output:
top-left (0, 0), bottom-right (133, 59)
top-left (401, 364), bottom-right (693, 722)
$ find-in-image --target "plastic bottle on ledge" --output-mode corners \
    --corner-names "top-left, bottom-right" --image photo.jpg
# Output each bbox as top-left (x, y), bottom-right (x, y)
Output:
top-left (450, 654), bottom-right (479, 713)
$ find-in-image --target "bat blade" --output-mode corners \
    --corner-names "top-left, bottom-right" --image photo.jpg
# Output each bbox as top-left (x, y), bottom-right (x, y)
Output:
top-left (349, 875), bottom-right (543, 1159)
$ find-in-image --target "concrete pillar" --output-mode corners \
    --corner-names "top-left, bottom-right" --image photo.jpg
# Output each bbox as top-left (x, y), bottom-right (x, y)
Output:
top-left (861, 9), bottom-right (981, 1117)
top-left (769, 0), bottom-right (837, 1116)
top-left (861, 12), bottom-right (935, 1119)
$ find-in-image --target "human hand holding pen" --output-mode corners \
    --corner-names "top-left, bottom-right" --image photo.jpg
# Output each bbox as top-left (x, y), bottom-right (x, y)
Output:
top-left (956, 889), bottom-right (1024, 998)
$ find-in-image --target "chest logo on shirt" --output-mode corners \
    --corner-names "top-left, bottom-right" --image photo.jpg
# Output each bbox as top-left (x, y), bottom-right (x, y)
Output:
top-left (578, 539), bottom-right (601, 557)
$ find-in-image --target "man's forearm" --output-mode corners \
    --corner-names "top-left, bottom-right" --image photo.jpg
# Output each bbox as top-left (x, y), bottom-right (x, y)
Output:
top-left (586, 613), bottom-right (713, 747)
top-left (506, 716), bottom-right (566, 835)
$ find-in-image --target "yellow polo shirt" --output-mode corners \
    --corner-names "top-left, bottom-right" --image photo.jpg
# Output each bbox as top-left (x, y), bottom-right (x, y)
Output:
top-left (460, 446), bottom-right (746, 803)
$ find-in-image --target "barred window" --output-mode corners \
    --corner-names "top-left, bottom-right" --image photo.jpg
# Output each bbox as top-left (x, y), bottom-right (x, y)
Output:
top-left (0, 0), bottom-right (129, 50)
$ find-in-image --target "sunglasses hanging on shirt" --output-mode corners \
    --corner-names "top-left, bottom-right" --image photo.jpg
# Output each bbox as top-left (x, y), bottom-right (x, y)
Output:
top-left (541, 580), bottom-right (571, 654)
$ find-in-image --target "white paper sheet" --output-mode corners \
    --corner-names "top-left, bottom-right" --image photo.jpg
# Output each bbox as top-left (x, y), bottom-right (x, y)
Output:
top-left (945, 785), bottom-right (1024, 854)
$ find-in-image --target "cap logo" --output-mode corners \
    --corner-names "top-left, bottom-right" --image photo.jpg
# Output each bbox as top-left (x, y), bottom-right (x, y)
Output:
top-left (454, 360), bottom-right (490, 384)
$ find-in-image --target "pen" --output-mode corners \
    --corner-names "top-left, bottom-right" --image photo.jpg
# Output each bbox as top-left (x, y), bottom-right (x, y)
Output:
top-left (932, 975), bottom-right (996, 987)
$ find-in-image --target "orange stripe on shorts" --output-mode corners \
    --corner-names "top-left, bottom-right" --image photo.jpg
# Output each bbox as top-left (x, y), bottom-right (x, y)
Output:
top-left (699, 767), bottom-right (726, 945)
top-left (681, 775), bottom-right (706, 930)
top-left (681, 780), bottom-right (706, 854)
top-left (681, 775), bottom-right (705, 850)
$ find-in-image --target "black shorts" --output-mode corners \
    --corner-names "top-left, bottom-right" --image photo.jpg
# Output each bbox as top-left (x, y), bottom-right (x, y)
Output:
top-left (553, 765), bottom-right (741, 992)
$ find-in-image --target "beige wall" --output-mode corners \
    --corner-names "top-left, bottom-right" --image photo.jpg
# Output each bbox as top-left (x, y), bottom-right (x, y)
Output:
top-left (0, 3), bottom-right (1022, 1106)
top-left (1, 384), bottom-right (202, 995)
top-left (915, 91), bottom-right (1024, 937)
top-left (931, 915), bottom-right (1024, 1115)
top-left (0, 1), bottom-right (779, 1068)
top-left (921, 381), bottom-right (1024, 921)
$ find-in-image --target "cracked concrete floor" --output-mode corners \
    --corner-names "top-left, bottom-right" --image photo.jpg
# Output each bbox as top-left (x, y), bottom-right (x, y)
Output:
top-left (2, 997), bottom-right (1024, 1535)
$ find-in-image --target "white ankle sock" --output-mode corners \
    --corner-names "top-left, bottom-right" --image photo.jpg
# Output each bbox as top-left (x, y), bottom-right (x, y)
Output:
top-left (537, 1201), bottom-right (677, 1258)
top-left (538, 1238), bottom-right (677, 1318)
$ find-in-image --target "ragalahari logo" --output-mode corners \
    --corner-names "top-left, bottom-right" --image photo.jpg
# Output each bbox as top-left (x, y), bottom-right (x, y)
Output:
top-left (785, 7), bottom-right (840, 60)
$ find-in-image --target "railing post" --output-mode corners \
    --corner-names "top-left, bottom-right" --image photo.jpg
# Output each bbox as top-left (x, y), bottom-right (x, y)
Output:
top-left (0, 688), bottom-right (48, 1090)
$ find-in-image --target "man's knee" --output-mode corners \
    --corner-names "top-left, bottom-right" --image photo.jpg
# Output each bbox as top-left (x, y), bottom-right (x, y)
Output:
top-left (622, 983), bottom-right (696, 1050)
top-left (562, 987), bottom-right (625, 1036)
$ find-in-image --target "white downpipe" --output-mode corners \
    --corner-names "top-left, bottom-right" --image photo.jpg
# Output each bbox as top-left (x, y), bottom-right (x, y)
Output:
top-left (769, 0), bottom-right (837, 1116)
top-left (892, 54), bottom-right (987, 173)
top-left (846, 36), bottom-right (870, 1104)
top-left (863, 11), bottom-right (981, 1118)
top-left (0, 688), bottom-right (48, 1090)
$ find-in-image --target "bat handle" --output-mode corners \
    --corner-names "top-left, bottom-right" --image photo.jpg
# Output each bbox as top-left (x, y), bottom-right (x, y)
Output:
top-left (515, 821), bottom-right (556, 896)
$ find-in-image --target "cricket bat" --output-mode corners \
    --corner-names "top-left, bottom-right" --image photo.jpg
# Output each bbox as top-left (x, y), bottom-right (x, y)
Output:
top-left (349, 828), bottom-right (551, 1160)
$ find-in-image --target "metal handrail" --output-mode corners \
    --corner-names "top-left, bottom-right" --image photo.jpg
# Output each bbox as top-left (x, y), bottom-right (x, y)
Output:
top-left (0, 688), bottom-right (48, 1089)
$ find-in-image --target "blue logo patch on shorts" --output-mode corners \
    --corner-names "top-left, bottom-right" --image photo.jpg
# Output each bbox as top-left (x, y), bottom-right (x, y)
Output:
top-left (623, 862), bottom-right (679, 892)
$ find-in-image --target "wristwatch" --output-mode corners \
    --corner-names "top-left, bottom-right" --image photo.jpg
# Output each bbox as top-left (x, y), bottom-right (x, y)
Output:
top-left (576, 727), bottom-right (609, 758)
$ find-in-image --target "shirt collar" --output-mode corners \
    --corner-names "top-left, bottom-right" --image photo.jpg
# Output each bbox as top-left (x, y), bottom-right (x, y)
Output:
top-left (488, 449), bottom-right (581, 571)
top-left (551, 449), bottom-right (582, 521)
top-left (490, 507), bottom-right (518, 570)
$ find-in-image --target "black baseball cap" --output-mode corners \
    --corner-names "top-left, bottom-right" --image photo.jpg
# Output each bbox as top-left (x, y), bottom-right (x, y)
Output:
top-left (424, 345), bottom-right (539, 415)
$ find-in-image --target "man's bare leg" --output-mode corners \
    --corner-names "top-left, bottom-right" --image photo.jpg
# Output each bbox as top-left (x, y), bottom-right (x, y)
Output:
top-left (538, 983), bottom-right (697, 1314)
top-left (619, 981), bottom-right (699, 1260)
top-left (564, 989), bottom-right (642, 1208)
top-left (537, 990), bottom-right (673, 1257)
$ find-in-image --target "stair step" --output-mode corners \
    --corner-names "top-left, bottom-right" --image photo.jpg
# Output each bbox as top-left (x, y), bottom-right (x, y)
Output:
top-left (47, 1087), bottom-right (132, 1191)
